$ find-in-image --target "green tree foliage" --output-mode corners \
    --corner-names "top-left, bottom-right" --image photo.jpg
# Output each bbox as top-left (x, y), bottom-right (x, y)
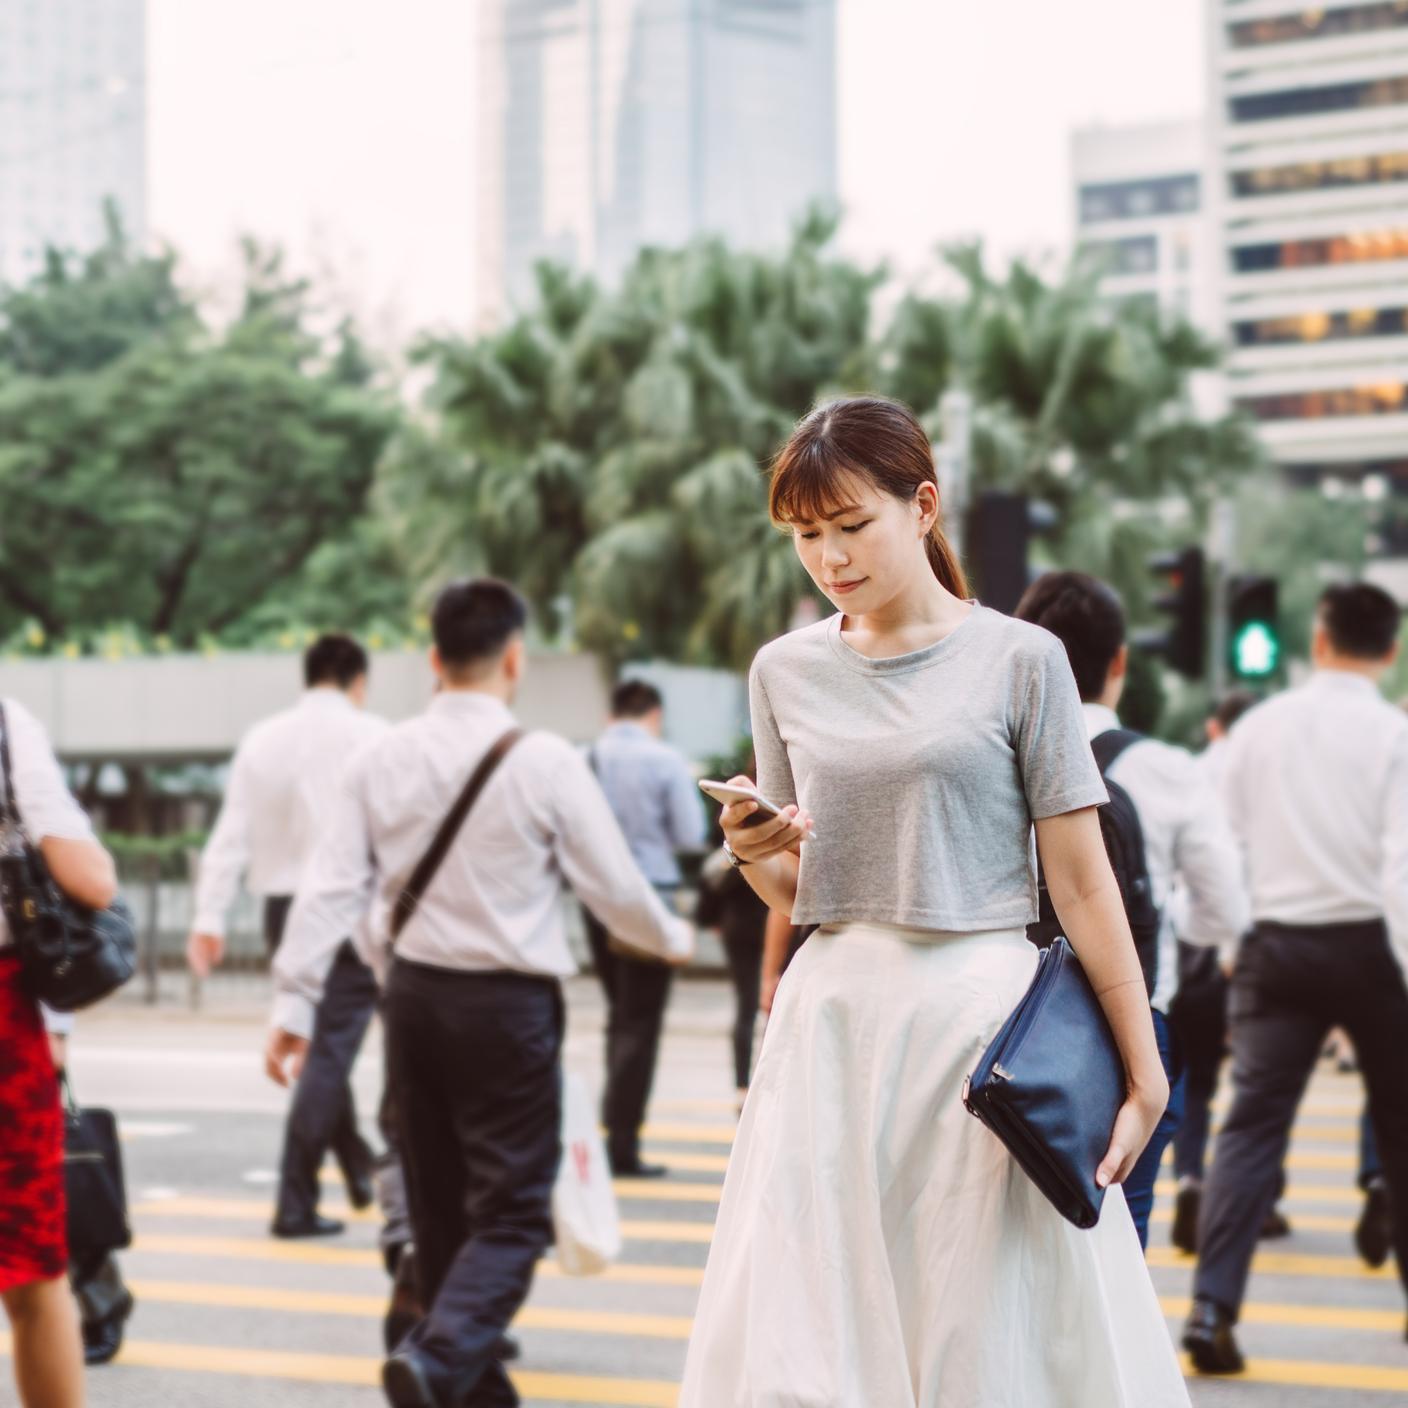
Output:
top-left (387, 211), bottom-right (879, 668)
top-left (0, 229), bottom-right (401, 645)
top-left (392, 225), bottom-right (1259, 672)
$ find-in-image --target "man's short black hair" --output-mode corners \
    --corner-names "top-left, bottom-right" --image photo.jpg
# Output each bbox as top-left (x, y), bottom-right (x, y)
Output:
top-left (1212, 691), bottom-right (1258, 732)
top-left (612, 679), bottom-right (663, 719)
top-left (303, 633), bottom-right (369, 690)
top-left (431, 577), bottom-right (529, 675)
top-left (1014, 571), bottom-right (1126, 702)
top-left (1319, 582), bottom-right (1401, 660)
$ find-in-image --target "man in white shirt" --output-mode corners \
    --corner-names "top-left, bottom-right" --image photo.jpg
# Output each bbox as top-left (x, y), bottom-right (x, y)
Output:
top-left (265, 578), bottom-right (693, 1408)
top-left (1016, 573), bottom-right (1248, 1250)
top-left (1186, 582), bottom-right (1408, 1374)
top-left (187, 634), bottom-right (388, 1238)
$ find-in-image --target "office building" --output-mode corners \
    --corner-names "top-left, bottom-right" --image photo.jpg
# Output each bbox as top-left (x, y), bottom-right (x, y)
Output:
top-left (476, 0), bottom-right (837, 326)
top-left (0, 0), bottom-right (147, 287)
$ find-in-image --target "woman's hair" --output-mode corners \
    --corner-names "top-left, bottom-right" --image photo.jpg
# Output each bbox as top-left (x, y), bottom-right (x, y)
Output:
top-left (767, 395), bottom-right (969, 599)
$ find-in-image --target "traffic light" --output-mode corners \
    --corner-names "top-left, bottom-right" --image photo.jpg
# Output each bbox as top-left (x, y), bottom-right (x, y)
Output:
top-left (1136, 547), bottom-right (1206, 679)
top-left (1227, 575), bottom-right (1280, 681)
top-left (966, 492), bottom-right (1058, 615)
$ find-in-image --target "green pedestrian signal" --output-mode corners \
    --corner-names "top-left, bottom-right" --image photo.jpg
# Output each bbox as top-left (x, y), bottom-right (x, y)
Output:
top-left (1227, 576), bottom-right (1279, 682)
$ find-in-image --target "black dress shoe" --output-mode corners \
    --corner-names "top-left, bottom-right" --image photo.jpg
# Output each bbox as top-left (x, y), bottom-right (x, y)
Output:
top-left (1356, 1180), bottom-right (1394, 1268)
top-left (610, 1159), bottom-right (668, 1179)
top-left (271, 1213), bottom-right (346, 1239)
top-left (82, 1316), bottom-right (125, 1367)
top-left (1259, 1206), bottom-right (1292, 1240)
top-left (1171, 1184), bottom-right (1200, 1255)
top-left (1182, 1297), bottom-right (1244, 1375)
top-left (382, 1349), bottom-right (439, 1408)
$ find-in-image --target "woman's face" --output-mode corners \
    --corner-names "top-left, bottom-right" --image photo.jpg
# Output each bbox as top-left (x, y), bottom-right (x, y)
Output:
top-left (789, 474), bottom-right (936, 616)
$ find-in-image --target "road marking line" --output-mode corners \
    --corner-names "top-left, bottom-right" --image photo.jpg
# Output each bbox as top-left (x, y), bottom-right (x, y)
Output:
top-left (134, 1200), bottom-right (716, 1245)
top-left (1153, 1179), bottom-right (1363, 1206)
top-left (1179, 1352), bottom-right (1408, 1392)
top-left (123, 1279), bottom-right (1408, 1341)
top-left (637, 1123), bottom-right (736, 1144)
top-left (10, 1331), bottom-right (1408, 1396)
top-left (1148, 1246), bottom-right (1396, 1281)
top-left (1149, 1208), bottom-right (1356, 1233)
top-left (125, 1281), bottom-right (694, 1338)
top-left (0, 1334), bottom-right (680, 1404)
top-left (317, 1170), bottom-right (726, 1204)
top-left (129, 1234), bottom-right (707, 1285)
top-left (1161, 1296), bottom-right (1403, 1334)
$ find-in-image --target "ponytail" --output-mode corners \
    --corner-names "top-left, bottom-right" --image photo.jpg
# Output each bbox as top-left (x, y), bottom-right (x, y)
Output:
top-left (926, 521), bottom-right (969, 599)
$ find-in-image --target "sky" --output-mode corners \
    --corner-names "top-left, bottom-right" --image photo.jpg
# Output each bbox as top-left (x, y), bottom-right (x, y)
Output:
top-left (146, 0), bottom-right (1206, 342)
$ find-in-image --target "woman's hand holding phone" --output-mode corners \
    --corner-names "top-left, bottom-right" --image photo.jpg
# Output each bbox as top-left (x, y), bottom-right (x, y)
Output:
top-left (719, 774), bottom-right (815, 864)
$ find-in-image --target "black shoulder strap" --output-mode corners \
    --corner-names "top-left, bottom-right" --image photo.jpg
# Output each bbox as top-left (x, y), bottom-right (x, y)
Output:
top-left (389, 727), bottom-right (525, 943)
top-left (1090, 727), bottom-right (1143, 776)
top-left (0, 702), bottom-right (20, 826)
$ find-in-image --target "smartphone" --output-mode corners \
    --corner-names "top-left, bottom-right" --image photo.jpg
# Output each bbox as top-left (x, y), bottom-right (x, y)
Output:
top-left (698, 779), bottom-right (810, 832)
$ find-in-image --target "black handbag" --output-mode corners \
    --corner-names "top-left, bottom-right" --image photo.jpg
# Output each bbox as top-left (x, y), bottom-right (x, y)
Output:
top-left (962, 937), bottom-right (1126, 1230)
top-left (62, 1073), bottom-right (132, 1258)
top-left (0, 703), bottom-right (136, 1011)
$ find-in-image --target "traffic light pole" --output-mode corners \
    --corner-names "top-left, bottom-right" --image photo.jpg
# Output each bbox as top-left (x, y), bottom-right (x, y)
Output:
top-left (1207, 499), bottom-right (1237, 698)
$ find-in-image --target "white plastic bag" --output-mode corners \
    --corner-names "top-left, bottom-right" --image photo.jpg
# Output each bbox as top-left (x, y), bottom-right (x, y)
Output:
top-left (552, 1072), bottom-right (621, 1275)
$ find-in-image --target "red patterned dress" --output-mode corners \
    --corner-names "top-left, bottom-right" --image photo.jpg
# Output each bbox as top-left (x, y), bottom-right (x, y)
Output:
top-left (0, 951), bottom-right (66, 1290)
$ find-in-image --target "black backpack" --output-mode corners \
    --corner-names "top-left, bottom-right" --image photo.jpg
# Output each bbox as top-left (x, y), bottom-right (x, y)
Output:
top-left (1027, 728), bottom-right (1161, 999)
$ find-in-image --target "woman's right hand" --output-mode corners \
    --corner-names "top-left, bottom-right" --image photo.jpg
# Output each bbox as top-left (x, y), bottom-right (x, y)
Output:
top-left (719, 775), bottom-right (814, 865)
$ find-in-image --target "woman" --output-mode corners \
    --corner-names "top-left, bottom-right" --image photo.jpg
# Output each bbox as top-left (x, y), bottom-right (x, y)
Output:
top-left (679, 397), bottom-right (1187, 1406)
top-left (1, 697), bottom-right (118, 1407)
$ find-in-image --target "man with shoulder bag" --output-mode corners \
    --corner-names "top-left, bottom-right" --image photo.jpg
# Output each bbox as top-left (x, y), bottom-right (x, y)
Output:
top-left (266, 578), bottom-right (695, 1408)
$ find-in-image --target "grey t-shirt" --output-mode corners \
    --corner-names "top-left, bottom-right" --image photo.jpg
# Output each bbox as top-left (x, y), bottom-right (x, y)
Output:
top-left (749, 605), bottom-right (1108, 932)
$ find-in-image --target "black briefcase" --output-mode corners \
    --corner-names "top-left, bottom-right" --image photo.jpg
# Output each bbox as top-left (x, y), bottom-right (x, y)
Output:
top-left (962, 937), bottom-right (1126, 1230)
top-left (62, 1076), bottom-right (131, 1257)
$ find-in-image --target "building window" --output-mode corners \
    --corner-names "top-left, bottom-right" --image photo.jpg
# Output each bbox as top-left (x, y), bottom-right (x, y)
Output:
top-left (1233, 306), bottom-right (1408, 346)
top-left (1229, 2), bottom-right (1408, 48)
top-left (1231, 75), bottom-right (1408, 124)
top-left (1081, 234), bottom-right (1158, 275)
top-left (1077, 174), bottom-right (1200, 224)
top-left (1232, 228), bottom-right (1408, 272)
top-left (1236, 383), bottom-right (1408, 420)
top-left (1232, 149), bottom-right (1408, 198)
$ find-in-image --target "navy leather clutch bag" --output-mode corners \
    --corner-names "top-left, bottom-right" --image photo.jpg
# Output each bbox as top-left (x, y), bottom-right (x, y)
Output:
top-left (962, 937), bottom-right (1126, 1229)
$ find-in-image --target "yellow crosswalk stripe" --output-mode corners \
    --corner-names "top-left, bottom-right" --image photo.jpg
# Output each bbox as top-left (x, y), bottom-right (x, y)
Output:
top-left (1148, 1245), bottom-right (1396, 1281)
top-left (1161, 1296), bottom-right (1403, 1334)
top-left (1153, 1179), bottom-right (1364, 1206)
top-left (126, 1281), bottom-right (694, 1338)
top-left (130, 1234), bottom-right (707, 1286)
top-left (1149, 1207), bottom-right (1356, 1233)
top-left (637, 1123), bottom-right (736, 1144)
top-left (317, 1170), bottom-right (726, 1203)
top-left (644, 1151), bottom-right (730, 1174)
top-left (0, 1333), bottom-right (680, 1405)
top-left (1179, 1352), bottom-right (1408, 1393)
top-left (134, 1200), bottom-right (716, 1246)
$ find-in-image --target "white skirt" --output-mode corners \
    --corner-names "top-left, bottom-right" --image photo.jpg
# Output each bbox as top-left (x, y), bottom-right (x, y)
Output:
top-left (679, 923), bottom-right (1190, 1408)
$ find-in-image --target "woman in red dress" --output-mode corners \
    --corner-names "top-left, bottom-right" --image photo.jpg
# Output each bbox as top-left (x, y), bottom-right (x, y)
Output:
top-left (1, 698), bottom-right (117, 1406)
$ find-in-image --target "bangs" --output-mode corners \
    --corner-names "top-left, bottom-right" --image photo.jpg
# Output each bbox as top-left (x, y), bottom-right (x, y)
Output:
top-left (767, 438), bottom-right (868, 528)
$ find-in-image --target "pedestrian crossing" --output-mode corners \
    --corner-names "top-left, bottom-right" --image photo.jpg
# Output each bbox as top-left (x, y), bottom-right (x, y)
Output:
top-left (5, 1071), bottom-right (1402, 1405)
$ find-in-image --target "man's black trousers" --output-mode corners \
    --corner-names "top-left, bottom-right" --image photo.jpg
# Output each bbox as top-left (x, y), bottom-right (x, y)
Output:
top-left (384, 958), bottom-right (563, 1408)
top-left (264, 898), bottom-right (377, 1225)
top-left (1195, 919), bottom-right (1408, 1316)
top-left (583, 905), bottom-right (673, 1169)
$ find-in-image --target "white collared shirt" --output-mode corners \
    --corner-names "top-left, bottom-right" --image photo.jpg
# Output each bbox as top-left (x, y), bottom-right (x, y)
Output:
top-left (192, 689), bottom-right (390, 935)
top-left (0, 699), bottom-right (95, 950)
top-left (1220, 670), bottom-right (1408, 973)
top-left (1082, 703), bottom-right (1249, 1010)
top-left (271, 690), bottom-right (692, 1039)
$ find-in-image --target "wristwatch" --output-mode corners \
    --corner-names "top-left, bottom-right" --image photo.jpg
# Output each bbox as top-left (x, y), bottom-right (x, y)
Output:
top-left (723, 838), bottom-right (749, 869)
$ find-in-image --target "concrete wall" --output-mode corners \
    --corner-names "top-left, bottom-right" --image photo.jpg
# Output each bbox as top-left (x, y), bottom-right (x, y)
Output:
top-left (0, 650), bottom-right (611, 763)
top-left (0, 649), bottom-right (749, 764)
